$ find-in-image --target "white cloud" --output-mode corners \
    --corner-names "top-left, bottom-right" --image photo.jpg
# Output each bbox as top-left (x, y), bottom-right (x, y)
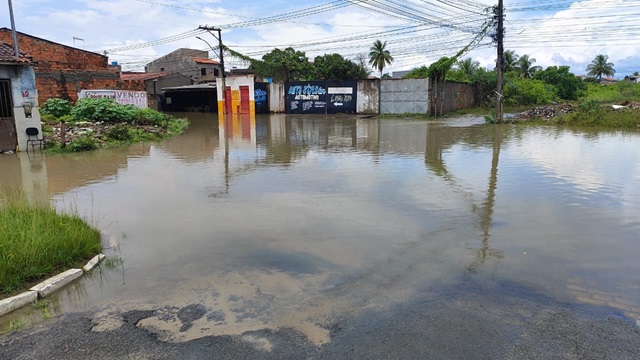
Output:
top-left (0, 0), bottom-right (637, 75)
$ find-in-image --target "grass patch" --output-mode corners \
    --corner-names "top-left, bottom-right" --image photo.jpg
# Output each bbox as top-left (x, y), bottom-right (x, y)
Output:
top-left (522, 107), bottom-right (640, 128)
top-left (0, 318), bottom-right (25, 334)
top-left (0, 191), bottom-right (102, 295)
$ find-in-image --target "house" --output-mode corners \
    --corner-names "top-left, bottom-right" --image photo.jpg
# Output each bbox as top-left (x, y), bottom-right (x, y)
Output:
top-left (0, 42), bottom-right (42, 153)
top-left (121, 72), bottom-right (191, 110)
top-left (626, 75), bottom-right (639, 84)
top-left (0, 28), bottom-right (144, 105)
top-left (144, 48), bottom-right (221, 85)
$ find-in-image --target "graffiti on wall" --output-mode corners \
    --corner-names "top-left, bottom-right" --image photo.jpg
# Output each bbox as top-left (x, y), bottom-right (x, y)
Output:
top-left (285, 81), bottom-right (356, 114)
top-left (254, 82), bottom-right (269, 114)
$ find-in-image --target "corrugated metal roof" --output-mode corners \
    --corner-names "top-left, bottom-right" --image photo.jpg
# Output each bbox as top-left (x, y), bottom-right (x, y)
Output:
top-left (0, 42), bottom-right (31, 64)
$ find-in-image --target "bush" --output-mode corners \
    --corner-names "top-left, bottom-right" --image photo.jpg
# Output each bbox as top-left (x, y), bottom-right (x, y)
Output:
top-left (68, 135), bottom-right (98, 152)
top-left (578, 100), bottom-right (601, 114)
top-left (71, 98), bottom-right (137, 123)
top-left (533, 66), bottom-right (585, 100)
top-left (106, 123), bottom-right (132, 141)
top-left (135, 108), bottom-right (168, 126)
top-left (504, 77), bottom-right (558, 106)
top-left (40, 98), bottom-right (73, 118)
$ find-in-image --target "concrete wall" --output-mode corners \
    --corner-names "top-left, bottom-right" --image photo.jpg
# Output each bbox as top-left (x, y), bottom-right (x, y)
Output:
top-left (0, 29), bottom-right (144, 104)
top-left (269, 82), bottom-right (285, 113)
top-left (0, 64), bottom-right (42, 152)
top-left (432, 81), bottom-right (477, 115)
top-left (357, 79), bottom-right (379, 114)
top-left (146, 73), bottom-right (192, 94)
top-left (380, 78), bottom-right (429, 114)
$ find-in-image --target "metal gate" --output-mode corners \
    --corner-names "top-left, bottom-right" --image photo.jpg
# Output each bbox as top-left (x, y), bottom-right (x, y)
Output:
top-left (0, 79), bottom-right (17, 152)
top-left (380, 78), bottom-right (429, 114)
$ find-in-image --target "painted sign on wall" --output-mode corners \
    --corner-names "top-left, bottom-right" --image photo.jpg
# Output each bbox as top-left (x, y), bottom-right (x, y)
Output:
top-left (255, 82), bottom-right (269, 114)
top-left (79, 90), bottom-right (148, 108)
top-left (285, 81), bottom-right (327, 114)
top-left (285, 81), bottom-right (356, 114)
top-left (327, 80), bottom-right (357, 114)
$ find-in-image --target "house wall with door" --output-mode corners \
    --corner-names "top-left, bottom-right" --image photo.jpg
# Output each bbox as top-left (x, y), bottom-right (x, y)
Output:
top-left (216, 75), bottom-right (255, 117)
top-left (0, 63), bottom-right (42, 152)
top-left (0, 28), bottom-right (144, 104)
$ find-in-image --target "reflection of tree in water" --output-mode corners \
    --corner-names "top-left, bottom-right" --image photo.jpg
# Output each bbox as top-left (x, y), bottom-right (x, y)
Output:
top-left (424, 124), bottom-right (506, 273)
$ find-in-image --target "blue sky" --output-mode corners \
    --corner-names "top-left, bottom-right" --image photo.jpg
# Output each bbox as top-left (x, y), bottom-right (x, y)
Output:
top-left (1, 0), bottom-right (638, 76)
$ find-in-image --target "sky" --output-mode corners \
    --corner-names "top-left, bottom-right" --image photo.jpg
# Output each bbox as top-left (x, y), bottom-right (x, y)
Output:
top-left (1, 0), bottom-right (638, 77)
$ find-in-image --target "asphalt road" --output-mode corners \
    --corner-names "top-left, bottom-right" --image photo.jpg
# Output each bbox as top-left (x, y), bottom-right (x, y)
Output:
top-left (1, 280), bottom-right (639, 359)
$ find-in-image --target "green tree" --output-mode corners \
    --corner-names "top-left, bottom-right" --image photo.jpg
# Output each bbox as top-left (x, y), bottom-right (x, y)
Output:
top-left (313, 53), bottom-right (368, 80)
top-left (455, 58), bottom-right (480, 80)
top-left (586, 54), bottom-right (615, 82)
top-left (503, 50), bottom-right (519, 73)
top-left (249, 47), bottom-right (312, 82)
top-left (533, 65), bottom-right (585, 100)
top-left (516, 54), bottom-right (542, 78)
top-left (368, 40), bottom-right (394, 78)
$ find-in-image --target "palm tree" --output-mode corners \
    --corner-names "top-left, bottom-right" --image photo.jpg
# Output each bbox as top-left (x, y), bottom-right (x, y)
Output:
top-left (456, 58), bottom-right (480, 80)
top-left (586, 54), bottom-right (615, 82)
top-left (516, 54), bottom-right (542, 78)
top-left (503, 50), bottom-right (519, 73)
top-left (368, 40), bottom-right (394, 78)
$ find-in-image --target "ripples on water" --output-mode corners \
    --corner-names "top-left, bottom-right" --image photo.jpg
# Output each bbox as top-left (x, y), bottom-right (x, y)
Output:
top-left (2, 114), bottom-right (639, 334)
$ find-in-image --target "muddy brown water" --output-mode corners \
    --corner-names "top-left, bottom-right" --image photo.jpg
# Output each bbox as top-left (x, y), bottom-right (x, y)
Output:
top-left (1, 113), bottom-right (639, 344)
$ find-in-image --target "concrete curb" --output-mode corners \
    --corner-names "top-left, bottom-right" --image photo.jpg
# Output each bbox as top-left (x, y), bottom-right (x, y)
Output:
top-left (0, 253), bottom-right (107, 317)
top-left (30, 269), bottom-right (84, 298)
top-left (83, 254), bottom-right (106, 272)
top-left (0, 291), bottom-right (38, 316)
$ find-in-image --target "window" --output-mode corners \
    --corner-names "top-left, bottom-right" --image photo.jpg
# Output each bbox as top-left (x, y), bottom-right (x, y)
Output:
top-left (160, 67), bottom-right (164, 72)
top-left (201, 68), bottom-right (207, 76)
top-left (214, 68), bottom-right (219, 77)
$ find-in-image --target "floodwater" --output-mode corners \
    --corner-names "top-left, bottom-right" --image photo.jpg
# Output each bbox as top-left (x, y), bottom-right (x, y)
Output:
top-left (1, 113), bottom-right (639, 344)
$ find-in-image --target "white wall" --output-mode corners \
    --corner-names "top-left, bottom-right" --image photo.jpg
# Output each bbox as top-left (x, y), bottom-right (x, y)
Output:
top-left (269, 82), bottom-right (285, 113)
top-left (357, 79), bottom-right (380, 114)
top-left (0, 64), bottom-right (42, 152)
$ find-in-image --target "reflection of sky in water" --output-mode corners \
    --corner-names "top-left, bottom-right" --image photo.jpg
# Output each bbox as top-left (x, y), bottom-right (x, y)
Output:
top-left (3, 115), bottom-right (639, 327)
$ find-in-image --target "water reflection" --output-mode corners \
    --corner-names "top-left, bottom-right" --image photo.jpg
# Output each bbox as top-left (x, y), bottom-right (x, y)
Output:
top-left (1, 114), bottom-right (639, 336)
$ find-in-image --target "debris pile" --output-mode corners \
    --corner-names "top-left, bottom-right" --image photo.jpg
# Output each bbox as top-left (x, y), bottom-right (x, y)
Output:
top-left (516, 104), bottom-right (576, 119)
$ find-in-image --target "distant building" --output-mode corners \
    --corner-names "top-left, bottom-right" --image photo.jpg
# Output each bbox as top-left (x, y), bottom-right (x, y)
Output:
top-left (145, 48), bottom-right (221, 85)
top-left (0, 42), bottom-right (42, 153)
top-left (0, 28), bottom-right (143, 104)
top-left (625, 75), bottom-right (639, 83)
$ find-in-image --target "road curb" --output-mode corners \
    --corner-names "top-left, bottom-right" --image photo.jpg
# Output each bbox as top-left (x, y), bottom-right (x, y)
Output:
top-left (0, 253), bottom-right (106, 318)
top-left (30, 269), bottom-right (84, 298)
top-left (83, 254), bottom-right (106, 272)
top-left (0, 291), bottom-right (38, 317)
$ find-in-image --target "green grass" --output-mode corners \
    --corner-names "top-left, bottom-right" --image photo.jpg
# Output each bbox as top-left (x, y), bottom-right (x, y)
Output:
top-left (580, 82), bottom-right (640, 104)
top-left (0, 191), bottom-right (102, 295)
top-left (0, 318), bottom-right (25, 334)
top-left (522, 107), bottom-right (640, 129)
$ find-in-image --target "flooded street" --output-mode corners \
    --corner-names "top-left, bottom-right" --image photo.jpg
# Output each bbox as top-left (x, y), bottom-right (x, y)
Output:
top-left (2, 113), bottom-right (640, 358)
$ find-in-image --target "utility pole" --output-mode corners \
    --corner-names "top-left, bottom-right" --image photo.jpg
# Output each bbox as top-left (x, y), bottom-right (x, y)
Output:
top-left (198, 25), bottom-right (226, 113)
top-left (8, 0), bottom-right (19, 58)
top-left (496, 0), bottom-right (505, 123)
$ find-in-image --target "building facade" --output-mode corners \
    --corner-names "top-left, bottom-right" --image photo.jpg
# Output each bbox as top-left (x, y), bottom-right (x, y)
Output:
top-left (0, 28), bottom-right (143, 104)
top-left (145, 48), bottom-right (220, 85)
top-left (0, 42), bottom-right (42, 153)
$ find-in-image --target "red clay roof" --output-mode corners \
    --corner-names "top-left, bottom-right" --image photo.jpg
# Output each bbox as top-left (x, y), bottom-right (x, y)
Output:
top-left (192, 57), bottom-right (219, 65)
top-left (121, 72), bottom-right (168, 81)
top-left (0, 42), bottom-right (31, 64)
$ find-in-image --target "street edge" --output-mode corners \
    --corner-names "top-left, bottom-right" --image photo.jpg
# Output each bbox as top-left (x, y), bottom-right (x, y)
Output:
top-left (0, 254), bottom-right (106, 318)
